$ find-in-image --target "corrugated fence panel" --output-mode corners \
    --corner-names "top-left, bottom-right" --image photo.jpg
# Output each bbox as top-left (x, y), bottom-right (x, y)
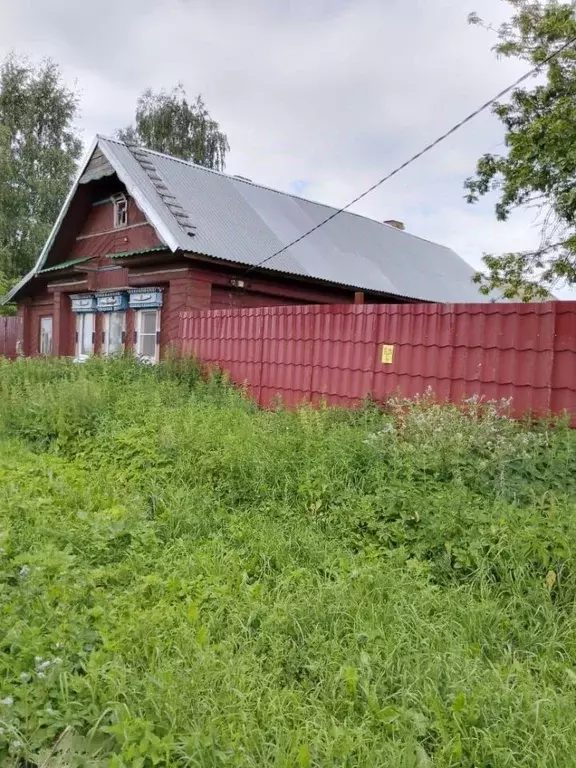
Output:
top-left (448, 303), bottom-right (555, 418)
top-left (0, 316), bottom-right (20, 358)
top-left (181, 309), bottom-right (263, 400)
top-left (179, 302), bottom-right (576, 422)
top-left (373, 304), bottom-right (455, 402)
top-left (310, 305), bottom-right (377, 406)
top-left (260, 306), bottom-right (316, 407)
top-left (551, 302), bottom-right (576, 423)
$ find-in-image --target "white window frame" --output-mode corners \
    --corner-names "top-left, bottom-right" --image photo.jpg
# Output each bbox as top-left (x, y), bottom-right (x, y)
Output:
top-left (103, 311), bottom-right (126, 356)
top-left (75, 313), bottom-right (94, 361)
top-left (113, 194), bottom-right (128, 229)
top-left (135, 309), bottom-right (160, 363)
top-left (39, 316), bottom-right (53, 356)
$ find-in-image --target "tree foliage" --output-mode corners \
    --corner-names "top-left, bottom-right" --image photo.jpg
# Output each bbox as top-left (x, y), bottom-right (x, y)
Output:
top-left (0, 269), bottom-right (17, 315)
top-left (118, 85), bottom-right (230, 170)
top-left (0, 54), bottom-right (82, 281)
top-left (466, 1), bottom-right (576, 299)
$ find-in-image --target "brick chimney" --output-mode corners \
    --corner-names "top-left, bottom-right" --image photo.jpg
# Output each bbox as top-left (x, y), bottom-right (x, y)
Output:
top-left (384, 220), bottom-right (405, 231)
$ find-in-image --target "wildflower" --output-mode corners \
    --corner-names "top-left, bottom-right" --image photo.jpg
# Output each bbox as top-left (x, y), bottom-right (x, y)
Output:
top-left (19, 672), bottom-right (30, 682)
top-left (0, 696), bottom-right (13, 706)
top-left (19, 565), bottom-right (30, 578)
top-left (11, 740), bottom-right (23, 750)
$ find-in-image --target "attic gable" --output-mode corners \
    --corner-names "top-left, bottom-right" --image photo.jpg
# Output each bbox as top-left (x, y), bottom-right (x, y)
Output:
top-left (38, 169), bottom-right (162, 272)
top-left (5, 137), bottom-right (181, 301)
top-left (79, 147), bottom-right (116, 184)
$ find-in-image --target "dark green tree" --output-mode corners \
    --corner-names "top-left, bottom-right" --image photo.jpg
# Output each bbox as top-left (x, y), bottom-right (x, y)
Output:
top-left (466, 1), bottom-right (576, 299)
top-left (0, 54), bottom-right (82, 281)
top-left (118, 85), bottom-right (230, 170)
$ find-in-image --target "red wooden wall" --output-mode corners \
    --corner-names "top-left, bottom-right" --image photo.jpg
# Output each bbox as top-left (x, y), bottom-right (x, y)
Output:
top-left (180, 302), bottom-right (576, 422)
top-left (0, 316), bottom-right (21, 358)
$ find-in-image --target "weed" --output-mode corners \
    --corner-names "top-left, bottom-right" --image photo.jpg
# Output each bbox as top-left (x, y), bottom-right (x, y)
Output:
top-left (0, 358), bottom-right (575, 766)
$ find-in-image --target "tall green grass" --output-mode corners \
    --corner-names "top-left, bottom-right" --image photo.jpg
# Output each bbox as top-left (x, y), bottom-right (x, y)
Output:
top-left (1, 357), bottom-right (576, 766)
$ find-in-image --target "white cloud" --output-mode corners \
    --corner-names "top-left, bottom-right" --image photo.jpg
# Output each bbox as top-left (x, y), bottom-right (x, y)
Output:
top-left (1, 0), bottom-right (573, 297)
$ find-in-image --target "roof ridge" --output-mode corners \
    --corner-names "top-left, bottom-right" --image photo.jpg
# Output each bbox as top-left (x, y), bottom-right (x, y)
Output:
top-left (97, 136), bottom-right (455, 253)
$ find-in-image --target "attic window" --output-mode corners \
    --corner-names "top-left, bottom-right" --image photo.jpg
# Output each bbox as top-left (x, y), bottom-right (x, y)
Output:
top-left (113, 194), bottom-right (128, 228)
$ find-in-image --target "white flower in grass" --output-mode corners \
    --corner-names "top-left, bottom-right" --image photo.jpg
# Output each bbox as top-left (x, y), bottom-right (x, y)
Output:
top-left (363, 423), bottom-right (394, 445)
top-left (11, 740), bottom-right (23, 750)
top-left (19, 565), bottom-right (30, 578)
top-left (0, 696), bottom-right (13, 706)
top-left (19, 672), bottom-right (30, 682)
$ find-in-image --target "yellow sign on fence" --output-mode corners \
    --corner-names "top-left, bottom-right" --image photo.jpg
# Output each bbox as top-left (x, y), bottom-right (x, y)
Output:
top-left (381, 344), bottom-right (394, 365)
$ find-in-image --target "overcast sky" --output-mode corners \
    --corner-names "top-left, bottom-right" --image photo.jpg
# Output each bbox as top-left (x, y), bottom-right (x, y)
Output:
top-left (2, 0), bottom-right (572, 297)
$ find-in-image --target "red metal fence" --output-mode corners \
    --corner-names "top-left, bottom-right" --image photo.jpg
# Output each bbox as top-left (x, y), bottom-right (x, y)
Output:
top-left (0, 316), bottom-right (20, 359)
top-left (180, 302), bottom-right (576, 422)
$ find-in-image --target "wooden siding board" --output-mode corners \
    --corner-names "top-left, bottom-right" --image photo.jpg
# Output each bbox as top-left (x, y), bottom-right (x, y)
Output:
top-left (79, 198), bottom-right (148, 237)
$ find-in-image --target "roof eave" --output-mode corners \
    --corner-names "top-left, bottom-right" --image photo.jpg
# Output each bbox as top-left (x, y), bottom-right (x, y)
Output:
top-left (3, 268), bottom-right (36, 303)
top-left (181, 250), bottom-right (424, 303)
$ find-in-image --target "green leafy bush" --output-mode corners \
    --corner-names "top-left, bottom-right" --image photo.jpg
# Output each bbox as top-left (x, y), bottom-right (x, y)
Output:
top-left (0, 358), bottom-right (575, 766)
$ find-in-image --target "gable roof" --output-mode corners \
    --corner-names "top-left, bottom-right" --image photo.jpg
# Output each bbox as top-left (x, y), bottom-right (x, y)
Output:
top-left (6, 135), bottom-right (492, 303)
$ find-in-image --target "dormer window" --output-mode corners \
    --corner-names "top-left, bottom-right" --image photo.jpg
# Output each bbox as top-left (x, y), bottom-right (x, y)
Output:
top-left (113, 194), bottom-right (128, 228)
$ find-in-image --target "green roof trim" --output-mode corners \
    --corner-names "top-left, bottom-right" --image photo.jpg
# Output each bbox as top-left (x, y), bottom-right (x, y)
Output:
top-left (39, 256), bottom-right (93, 274)
top-left (108, 246), bottom-right (169, 260)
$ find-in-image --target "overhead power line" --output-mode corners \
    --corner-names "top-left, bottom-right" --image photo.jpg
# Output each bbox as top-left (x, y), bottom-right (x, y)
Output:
top-left (244, 35), bottom-right (576, 277)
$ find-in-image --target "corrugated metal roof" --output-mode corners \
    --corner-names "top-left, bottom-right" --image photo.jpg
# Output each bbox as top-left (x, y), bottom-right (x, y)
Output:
top-left (97, 137), bottom-right (492, 303)
top-left (39, 256), bottom-right (92, 273)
